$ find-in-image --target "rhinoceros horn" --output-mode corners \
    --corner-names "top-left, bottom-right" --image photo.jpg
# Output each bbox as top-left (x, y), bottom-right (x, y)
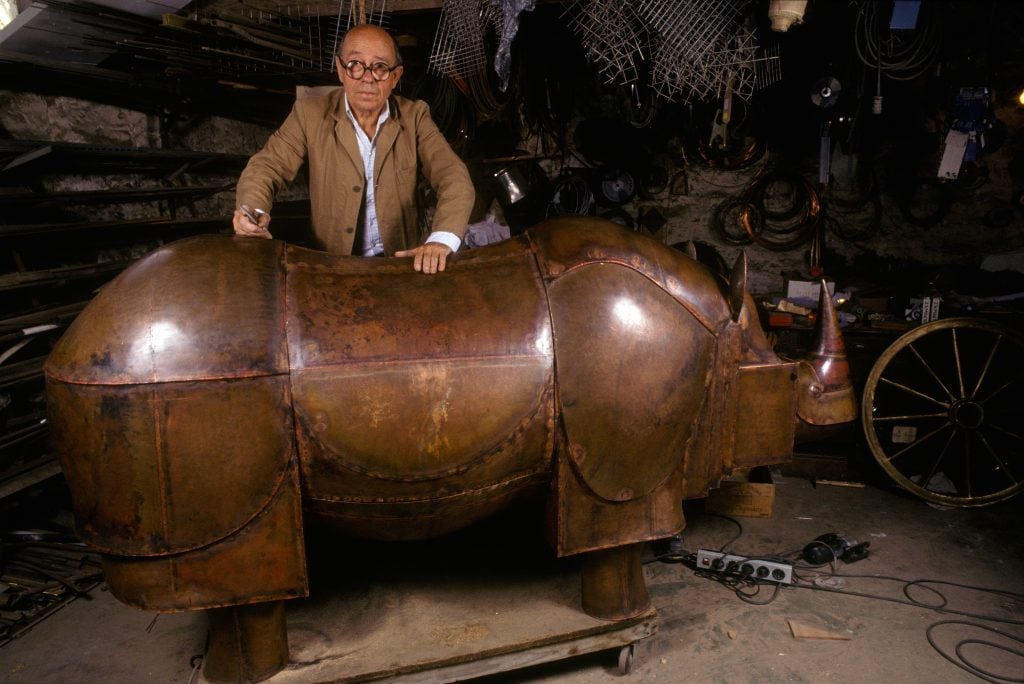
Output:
top-left (728, 252), bottom-right (747, 322)
top-left (795, 281), bottom-right (858, 437)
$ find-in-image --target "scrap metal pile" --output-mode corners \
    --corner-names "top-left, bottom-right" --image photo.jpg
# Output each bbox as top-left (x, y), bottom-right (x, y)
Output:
top-left (0, 533), bottom-right (103, 645)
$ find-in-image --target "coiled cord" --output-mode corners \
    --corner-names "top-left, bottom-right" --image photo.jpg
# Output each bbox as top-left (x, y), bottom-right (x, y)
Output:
top-left (854, 1), bottom-right (941, 82)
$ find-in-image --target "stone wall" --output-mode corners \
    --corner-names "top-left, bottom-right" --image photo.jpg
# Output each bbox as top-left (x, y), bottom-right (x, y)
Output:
top-left (0, 90), bottom-right (278, 222)
top-left (3, 87), bottom-right (1022, 296)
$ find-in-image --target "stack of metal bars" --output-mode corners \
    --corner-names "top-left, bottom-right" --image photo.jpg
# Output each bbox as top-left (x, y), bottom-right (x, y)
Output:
top-left (753, 43), bottom-right (782, 92)
top-left (0, 538), bottom-right (103, 646)
top-left (209, 3), bottom-right (324, 72)
top-left (327, 0), bottom-right (389, 73)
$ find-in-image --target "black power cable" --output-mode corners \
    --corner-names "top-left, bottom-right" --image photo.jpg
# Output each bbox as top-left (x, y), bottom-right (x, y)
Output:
top-left (663, 527), bottom-right (1024, 682)
top-left (927, 621), bottom-right (1024, 683)
top-left (790, 571), bottom-right (1024, 682)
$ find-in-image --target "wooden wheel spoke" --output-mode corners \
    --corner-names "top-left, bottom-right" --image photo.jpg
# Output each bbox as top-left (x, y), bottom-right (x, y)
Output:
top-left (878, 376), bottom-right (949, 409)
top-left (978, 377), bottom-right (1019, 406)
top-left (864, 318), bottom-right (1024, 507)
top-left (975, 430), bottom-right (1019, 486)
top-left (964, 431), bottom-right (972, 498)
top-left (986, 421), bottom-right (1023, 443)
top-left (985, 404), bottom-right (1021, 418)
top-left (873, 412), bottom-right (948, 422)
top-left (921, 430), bottom-right (956, 492)
top-left (908, 342), bottom-right (956, 401)
top-left (951, 329), bottom-right (966, 399)
top-left (968, 334), bottom-right (1003, 400)
top-left (884, 422), bottom-right (953, 463)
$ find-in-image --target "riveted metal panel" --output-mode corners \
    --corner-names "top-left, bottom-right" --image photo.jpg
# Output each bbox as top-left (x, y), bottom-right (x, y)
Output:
top-left (732, 362), bottom-right (799, 467)
top-left (286, 237), bottom-right (557, 538)
top-left (548, 264), bottom-right (715, 502)
top-left (47, 375), bottom-right (296, 556)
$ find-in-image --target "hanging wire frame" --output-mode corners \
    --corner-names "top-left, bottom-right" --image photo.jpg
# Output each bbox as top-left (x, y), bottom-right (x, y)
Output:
top-left (563, 0), bottom-right (648, 86)
top-left (428, 0), bottom-right (506, 115)
top-left (641, 0), bottom-right (743, 101)
top-left (566, 0), bottom-right (781, 104)
top-left (429, 0), bottom-right (490, 78)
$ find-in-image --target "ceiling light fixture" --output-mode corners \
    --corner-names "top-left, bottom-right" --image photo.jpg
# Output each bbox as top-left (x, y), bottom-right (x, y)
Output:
top-left (0, 0), bottom-right (17, 31)
top-left (767, 0), bottom-right (808, 32)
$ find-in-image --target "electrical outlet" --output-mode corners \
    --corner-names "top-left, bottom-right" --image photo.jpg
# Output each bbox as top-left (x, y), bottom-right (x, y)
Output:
top-left (695, 549), bottom-right (793, 584)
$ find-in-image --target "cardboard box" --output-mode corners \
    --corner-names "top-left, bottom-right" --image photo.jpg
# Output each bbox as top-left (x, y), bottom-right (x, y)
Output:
top-left (906, 296), bottom-right (942, 324)
top-left (921, 295), bottom-right (942, 323)
top-left (705, 466), bottom-right (776, 518)
top-left (784, 278), bottom-right (835, 302)
top-left (857, 296), bottom-right (889, 314)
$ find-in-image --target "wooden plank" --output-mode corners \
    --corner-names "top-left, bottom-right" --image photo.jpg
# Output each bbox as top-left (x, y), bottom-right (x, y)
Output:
top-left (0, 301), bottom-right (87, 330)
top-left (0, 184), bottom-right (235, 207)
top-left (380, 617), bottom-right (655, 683)
top-left (0, 356), bottom-right (45, 389)
top-left (0, 261), bottom-right (128, 290)
top-left (0, 459), bottom-right (61, 501)
top-left (1, 144), bottom-right (52, 172)
top-left (0, 139), bottom-right (249, 176)
top-left (0, 216), bottom-right (226, 237)
top-left (788, 619), bottom-right (852, 640)
top-left (265, 539), bottom-right (658, 683)
top-left (0, 419), bottom-right (47, 451)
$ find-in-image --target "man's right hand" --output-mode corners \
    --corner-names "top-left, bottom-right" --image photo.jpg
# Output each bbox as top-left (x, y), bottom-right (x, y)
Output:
top-left (233, 205), bottom-right (272, 239)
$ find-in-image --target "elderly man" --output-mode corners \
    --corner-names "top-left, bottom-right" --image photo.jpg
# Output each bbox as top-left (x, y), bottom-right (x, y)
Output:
top-left (233, 24), bottom-right (475, 273)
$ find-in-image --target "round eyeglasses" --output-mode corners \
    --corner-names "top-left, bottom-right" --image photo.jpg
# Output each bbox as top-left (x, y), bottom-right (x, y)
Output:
top-left (341, 59), bottom-right (398, 81)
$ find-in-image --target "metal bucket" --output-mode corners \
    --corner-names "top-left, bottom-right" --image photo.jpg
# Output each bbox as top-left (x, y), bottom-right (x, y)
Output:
top-left (493, 165), bottom-right (531, 205)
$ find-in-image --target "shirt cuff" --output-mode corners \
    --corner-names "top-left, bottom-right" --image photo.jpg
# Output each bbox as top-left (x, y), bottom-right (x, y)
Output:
top-left (426, 231), bottom-right (462, 253)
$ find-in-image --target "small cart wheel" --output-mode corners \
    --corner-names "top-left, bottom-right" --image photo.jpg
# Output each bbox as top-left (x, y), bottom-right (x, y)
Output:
top-left (617, 643), bottom-right (636, 675)
top-left (862, 318), bottom-right (1024, 507)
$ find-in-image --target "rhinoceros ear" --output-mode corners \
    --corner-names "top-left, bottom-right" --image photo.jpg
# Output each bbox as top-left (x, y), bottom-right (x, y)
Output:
top-left (813, 279), bottom-right (846, 359)
top-left (685, 240), bottom-right (699, 260)
top-left (728, 251), bottom-right (748, 321)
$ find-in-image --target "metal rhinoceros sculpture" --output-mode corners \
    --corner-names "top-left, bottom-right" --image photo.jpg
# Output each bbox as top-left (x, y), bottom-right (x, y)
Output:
top-left (44, 218), bottom-right (856, 682)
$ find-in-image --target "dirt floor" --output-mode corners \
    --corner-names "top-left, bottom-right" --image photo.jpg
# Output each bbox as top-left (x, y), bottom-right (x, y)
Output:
top-left (2, 470), bottom-right (1023, 684)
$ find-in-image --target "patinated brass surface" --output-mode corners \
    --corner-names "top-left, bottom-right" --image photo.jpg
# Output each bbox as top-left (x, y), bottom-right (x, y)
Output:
top-left (44, 217), bottom-right (856, 682)
top-left (287, 238), bottom-right (556, 540)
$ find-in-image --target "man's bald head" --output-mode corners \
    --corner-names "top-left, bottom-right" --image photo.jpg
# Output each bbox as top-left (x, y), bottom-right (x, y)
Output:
top-left (336, 25), bottom-right (403, 66)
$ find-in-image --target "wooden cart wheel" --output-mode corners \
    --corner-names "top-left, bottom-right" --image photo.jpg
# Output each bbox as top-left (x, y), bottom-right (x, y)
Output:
top-left (862, 317), bottom-right (1024, 507)
top-left (617, 643), bottom-right (636, 675)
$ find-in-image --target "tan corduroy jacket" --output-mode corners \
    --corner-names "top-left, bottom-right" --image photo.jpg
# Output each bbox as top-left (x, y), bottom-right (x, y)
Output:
top-left (236, 90), bottom-right (475, 255)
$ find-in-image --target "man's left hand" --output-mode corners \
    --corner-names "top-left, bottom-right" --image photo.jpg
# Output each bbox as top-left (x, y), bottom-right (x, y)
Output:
top-left (395, 243), bottom-right (453, 274)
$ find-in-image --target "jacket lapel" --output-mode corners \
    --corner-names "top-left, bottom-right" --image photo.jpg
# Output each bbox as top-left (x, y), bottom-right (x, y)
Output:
top-left (373, 99), bottom-right (401, 181)
top-left (332, 92), bottom-right (365, 180)
top-left (334, 123), bottom-right (364, 180)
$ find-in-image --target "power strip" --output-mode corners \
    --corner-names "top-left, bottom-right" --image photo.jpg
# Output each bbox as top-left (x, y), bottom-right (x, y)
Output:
top-left (696, 549), bottom-right (793, 584)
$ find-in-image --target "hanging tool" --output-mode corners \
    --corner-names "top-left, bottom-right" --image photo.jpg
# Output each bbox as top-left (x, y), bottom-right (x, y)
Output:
top-left (708, 74), bottom-right (735, 150)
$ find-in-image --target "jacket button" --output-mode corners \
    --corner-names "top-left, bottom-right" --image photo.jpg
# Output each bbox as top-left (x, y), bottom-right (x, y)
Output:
top-left (352, 185), bottom-right (361, 192)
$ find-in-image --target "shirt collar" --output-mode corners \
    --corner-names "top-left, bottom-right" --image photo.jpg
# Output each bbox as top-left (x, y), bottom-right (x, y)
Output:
top-left (343, 93), bottom-right (392, 135)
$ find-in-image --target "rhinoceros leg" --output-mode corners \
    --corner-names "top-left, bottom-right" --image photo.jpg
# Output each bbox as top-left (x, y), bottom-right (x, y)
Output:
top-left (580, 543), bottom-right (650, 620)
top-left (204, 600), bottom-right (288, 683)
